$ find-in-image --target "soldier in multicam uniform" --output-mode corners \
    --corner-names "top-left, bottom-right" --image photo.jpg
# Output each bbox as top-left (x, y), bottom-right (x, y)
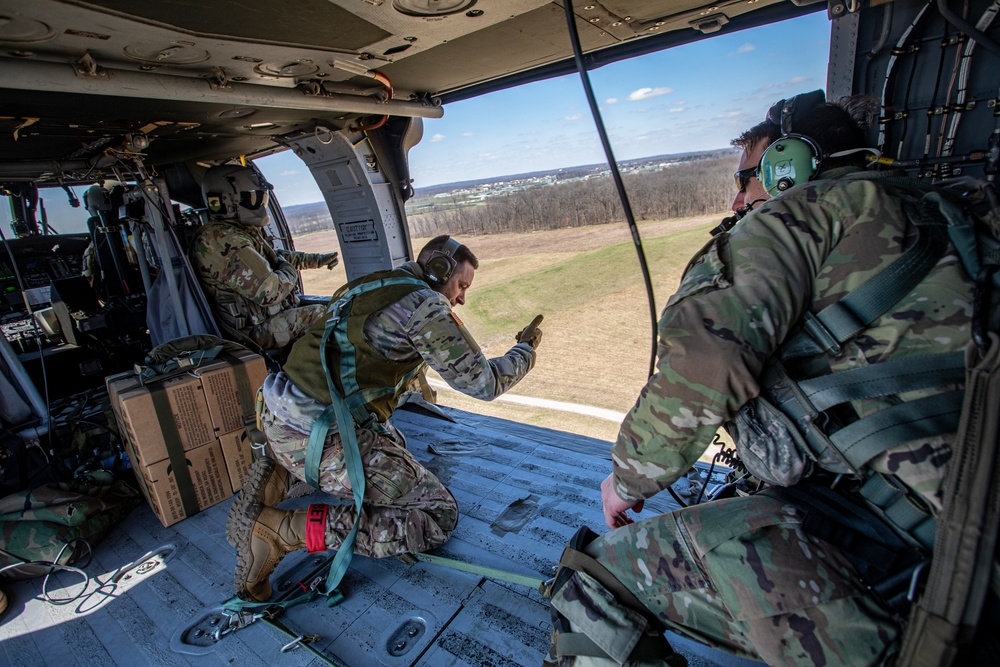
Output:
top-left (547, 94), bottom-right (978, 666)
top-left (190, 164), bottom-right (340, 349)
top-left (227, 235), bottom-right (542, 602)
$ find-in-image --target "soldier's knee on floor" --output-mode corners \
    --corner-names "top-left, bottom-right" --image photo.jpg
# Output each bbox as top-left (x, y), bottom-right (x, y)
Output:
top-left (546, 527), bottom-right (686, 667)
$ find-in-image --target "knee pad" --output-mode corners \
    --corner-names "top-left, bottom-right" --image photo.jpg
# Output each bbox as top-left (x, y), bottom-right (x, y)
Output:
top-left (545, 526), bottom-right (686, 667)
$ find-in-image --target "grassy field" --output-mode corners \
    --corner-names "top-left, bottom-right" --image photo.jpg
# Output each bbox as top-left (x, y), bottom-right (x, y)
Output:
top-left (294, 214), bottom-right (724, 445)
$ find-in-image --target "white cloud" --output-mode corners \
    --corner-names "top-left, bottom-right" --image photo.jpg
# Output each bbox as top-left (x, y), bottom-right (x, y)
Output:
top-left (564, 113), bottom-right (583, 121)
top-left (780, 76), bottom-right (811, 87)
top-left (430, 133), bottom-right (446, 142)
top-left (736, 43), bottom-right (756, 54)
top-left (628, 87), bottom-right (673, 101)
top-left (605, 97), bottom-right (619, 104)
top-left (669, 108), bottom-right (686, 113)
top-left (712, 110), bottom-right (744, 120)
top-left (461, 132), bottom-right (475, 137)
top-left (280, 170), bottom-right (300, 176)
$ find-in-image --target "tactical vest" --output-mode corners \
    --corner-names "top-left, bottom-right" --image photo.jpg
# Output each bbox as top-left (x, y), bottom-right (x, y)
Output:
top-left (728, 175), bottom-right (1000, 553)
top-left (283, 267), bottom-right (429, 426)
top-left (190, 221), bottom-right (293, 331)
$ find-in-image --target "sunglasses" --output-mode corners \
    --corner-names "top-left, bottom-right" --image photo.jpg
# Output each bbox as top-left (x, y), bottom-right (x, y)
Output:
top-left (735, 167), bottom-right (758, 192)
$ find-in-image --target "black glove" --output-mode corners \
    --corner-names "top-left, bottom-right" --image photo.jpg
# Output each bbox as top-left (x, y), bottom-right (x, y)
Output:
top-left (515, 314), bottom-right (544, 349)
top-left (314, 251), bottom-right (339, 270)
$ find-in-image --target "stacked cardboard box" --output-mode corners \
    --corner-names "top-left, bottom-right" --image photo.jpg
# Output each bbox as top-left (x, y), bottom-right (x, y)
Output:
top-left (107, 349), bottom-right (268, 526)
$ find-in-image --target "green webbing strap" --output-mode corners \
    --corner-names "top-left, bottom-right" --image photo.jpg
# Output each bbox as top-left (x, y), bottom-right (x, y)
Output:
top-left (860, 474), bottom-right (937, 552)
top-left (303, 304), bottom-right (363, 600)
top-left (312, 388), bottom-right (363, 599)
top-left (302, 274), bottom-right (425, 601)
top-left (334, 275), bottom-right (430, 426)
top-left (798, 351), bottom-right (966, 412)
top-left (221, 590), bottom-right (317, 616)
top-left (305, 404), bottom-right (337, 489)
top-left (410, 552), bottom-right (546, 590)
top-left (136, 344), bottom-right (225, 385)
top-left (830, 390), bottom-right (964, 470)
top-left (148, 384), bottom-right (200, 517)
top-left (346, 367), bottom-right (424, 422)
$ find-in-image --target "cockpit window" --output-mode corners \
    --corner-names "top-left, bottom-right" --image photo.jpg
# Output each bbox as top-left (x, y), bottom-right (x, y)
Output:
top-left (1, 186), bottom-right (93, 236)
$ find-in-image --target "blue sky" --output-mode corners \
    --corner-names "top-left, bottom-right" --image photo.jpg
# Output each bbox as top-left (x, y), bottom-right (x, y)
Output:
top-left (261, 11), bottom-right (831, 205)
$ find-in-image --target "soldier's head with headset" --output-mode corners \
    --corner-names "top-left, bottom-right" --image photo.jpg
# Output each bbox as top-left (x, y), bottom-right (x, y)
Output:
top-left (723, 91), bottom-right (878, 232)
top-left (417, 235), bottom-right (479, 307)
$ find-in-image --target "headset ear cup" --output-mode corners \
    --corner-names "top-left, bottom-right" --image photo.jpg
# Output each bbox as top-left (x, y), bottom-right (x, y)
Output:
top-left (758, 134), bottom-right (822, 197)
top-left (424, 254), bottom-right (456, 286)
top-left (422, 237), bottom-right (462, 287)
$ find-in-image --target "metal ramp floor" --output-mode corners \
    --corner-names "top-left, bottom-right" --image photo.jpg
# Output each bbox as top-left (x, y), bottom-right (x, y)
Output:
top-left (1, 402), bottom-right (763, 667)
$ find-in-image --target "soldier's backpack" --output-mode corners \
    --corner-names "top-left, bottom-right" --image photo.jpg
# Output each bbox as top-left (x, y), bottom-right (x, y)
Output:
top-left (0, 473), bottom-right (140, 579)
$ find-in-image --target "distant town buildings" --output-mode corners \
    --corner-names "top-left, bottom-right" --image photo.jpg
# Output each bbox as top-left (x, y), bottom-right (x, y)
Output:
top-left (283, 148), bottom-right (735, 235)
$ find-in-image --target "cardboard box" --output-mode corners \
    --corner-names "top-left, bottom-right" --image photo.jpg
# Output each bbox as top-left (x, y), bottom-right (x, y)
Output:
top-left (219, 428), bottom-right (255, 493)
top-left (125, 437), bottom-right (232, 527)
top-left (196, 351), bottom-right (267, 435)
top-left (106, 350), bottom-right (267, 526)
top-left (107, 371), bottom-right (216, 468)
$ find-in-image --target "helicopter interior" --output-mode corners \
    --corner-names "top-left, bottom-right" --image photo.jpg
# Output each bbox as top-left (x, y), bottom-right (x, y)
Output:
top-left (3, 1), bottom-right (1000, 666)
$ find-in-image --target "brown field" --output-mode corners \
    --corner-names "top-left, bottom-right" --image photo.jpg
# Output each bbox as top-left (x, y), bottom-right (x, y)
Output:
top-left (294, 214), bottom-right (729, 452)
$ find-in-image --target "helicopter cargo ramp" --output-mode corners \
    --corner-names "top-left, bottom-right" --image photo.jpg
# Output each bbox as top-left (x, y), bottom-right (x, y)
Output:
top-left (0, 401), bottom-right (762, 667)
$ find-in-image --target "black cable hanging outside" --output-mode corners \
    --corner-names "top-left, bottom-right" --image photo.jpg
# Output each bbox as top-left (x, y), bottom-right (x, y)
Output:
top-left (562, 0), bottom-right (659, 379)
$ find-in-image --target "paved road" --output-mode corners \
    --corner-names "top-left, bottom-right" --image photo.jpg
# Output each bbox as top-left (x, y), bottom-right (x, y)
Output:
top-left (427, 378), bottom-right (627, 423)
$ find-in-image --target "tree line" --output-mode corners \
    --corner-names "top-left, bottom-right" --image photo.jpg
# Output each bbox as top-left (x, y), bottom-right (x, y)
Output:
top-left (405, 153), bottom-right (736, 238)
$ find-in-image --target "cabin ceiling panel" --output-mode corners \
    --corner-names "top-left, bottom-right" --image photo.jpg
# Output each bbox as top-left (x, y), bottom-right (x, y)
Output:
top-left (78, 0), bottom-right (390, 51)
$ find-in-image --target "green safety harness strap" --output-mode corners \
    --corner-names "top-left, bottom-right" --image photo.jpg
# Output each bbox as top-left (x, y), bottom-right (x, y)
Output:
top-left (304, 275), bottom-right (429, 600)
top-left (219, 273), bottom-right (550, 642)
top-left (331, 276), bottom-right (431, 428)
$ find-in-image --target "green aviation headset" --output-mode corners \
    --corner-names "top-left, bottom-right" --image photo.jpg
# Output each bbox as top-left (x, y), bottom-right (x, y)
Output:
top-left (423, 236), bottom-right (462, 286)
top-left (758, 90), bottom-right (827, 197)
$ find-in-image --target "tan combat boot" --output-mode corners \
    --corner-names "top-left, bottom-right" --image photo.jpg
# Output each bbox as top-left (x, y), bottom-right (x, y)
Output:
top-left (226, 458), bottom-right (314, 547)
top-left (233, 503), bottom-right (308, 602)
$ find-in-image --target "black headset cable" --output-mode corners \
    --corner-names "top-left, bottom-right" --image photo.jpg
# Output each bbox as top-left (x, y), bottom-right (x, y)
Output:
top-left (562, 0), bottom-right (659, 379)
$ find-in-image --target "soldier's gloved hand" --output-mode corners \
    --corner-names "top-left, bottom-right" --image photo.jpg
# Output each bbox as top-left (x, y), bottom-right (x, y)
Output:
top-left (316, 252), bottom-right (339, 270)
top-left (515, 314), bottom-right (544, 349)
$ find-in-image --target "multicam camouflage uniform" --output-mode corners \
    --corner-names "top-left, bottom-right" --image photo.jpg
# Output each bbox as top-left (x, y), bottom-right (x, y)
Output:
top-left (560, 169), bottom-right (974, 666)
top-left (190, 220), bottom-right (336, 348)
top-left (261, 260), bottom-right (535, 557)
